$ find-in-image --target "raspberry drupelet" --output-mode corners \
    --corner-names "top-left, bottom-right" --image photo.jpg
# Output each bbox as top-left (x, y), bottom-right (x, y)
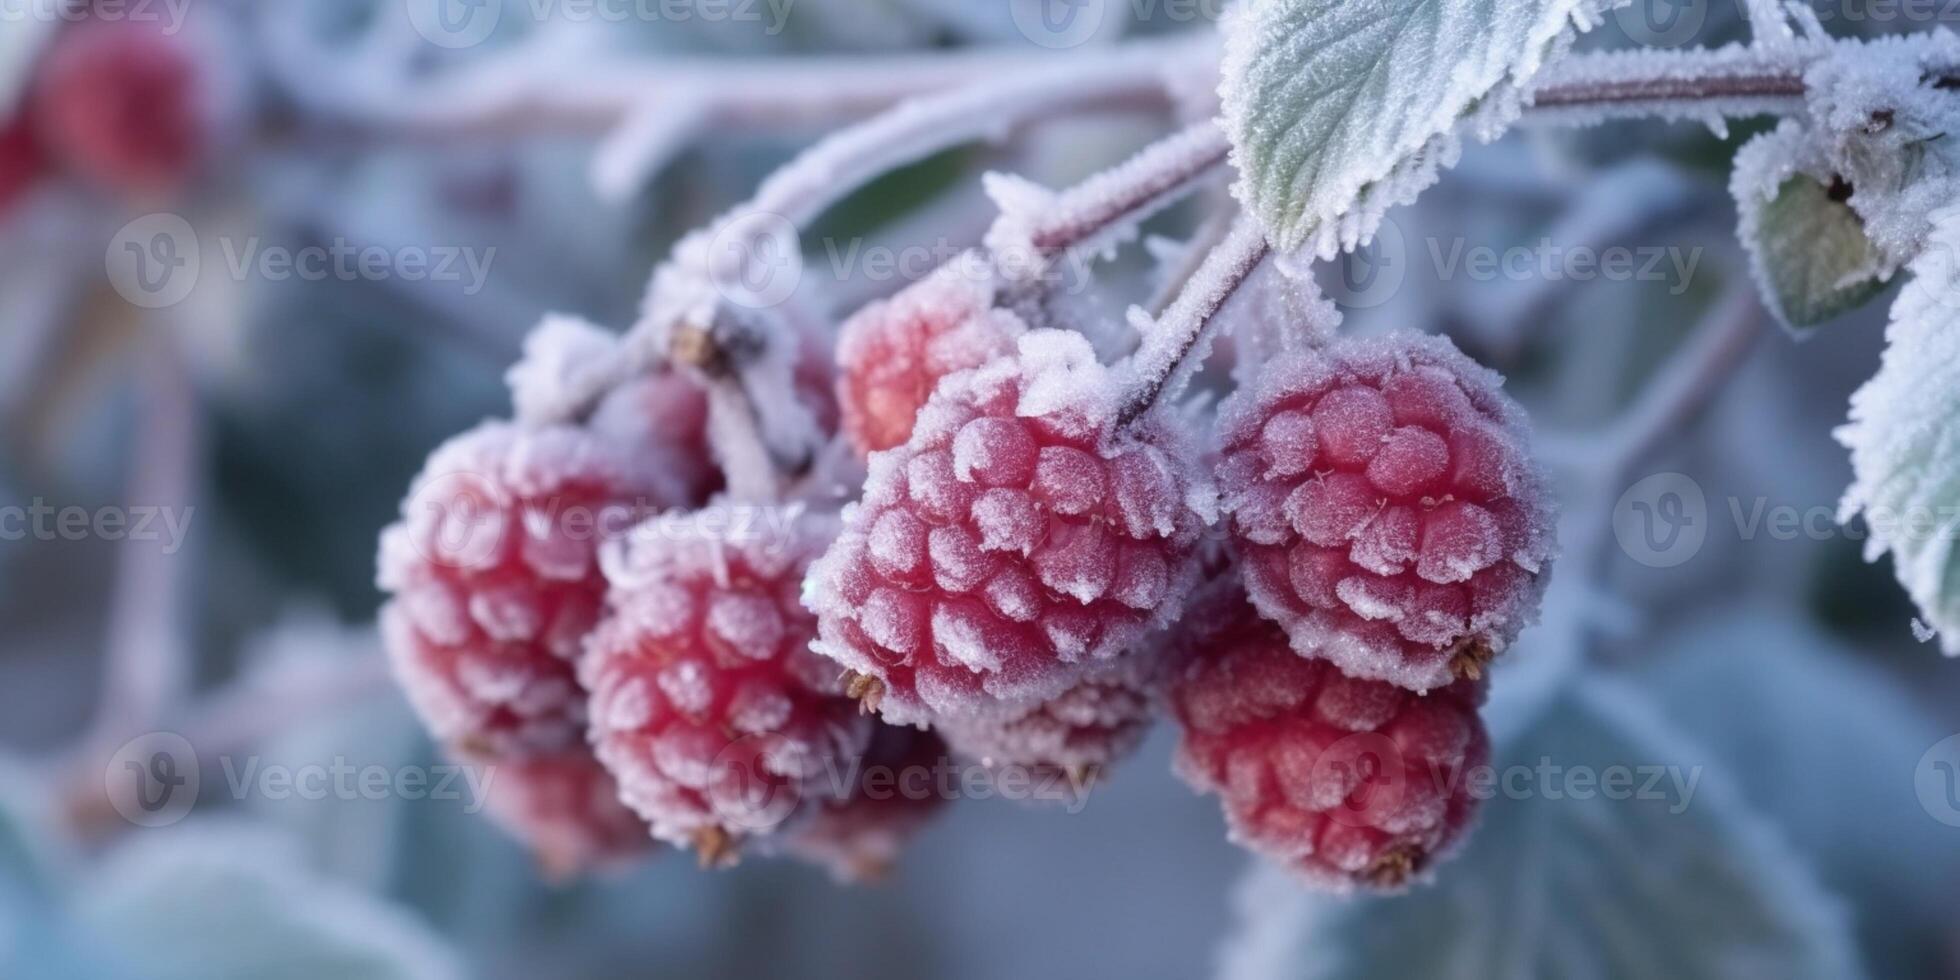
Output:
top-left (1216, 331), bottom-right (1555, 692)
top-left (581, 512), bottom-right (870, 864)
top-left (807, 329), bottom-right (1217, 727)
top-left (836, 264), bottom-right (1026, 457)
top-left (1169, 586), bottom-right (1489, 892)
top-left (377, 421), bottom-right (680, 760)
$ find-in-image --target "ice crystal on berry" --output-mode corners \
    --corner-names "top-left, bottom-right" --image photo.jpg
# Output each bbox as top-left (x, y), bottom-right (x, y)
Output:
top-left (1169, 586), bottom-right (1488, 893)
top-left (1217, 331), bottom-right (1555, 692)
top-left (836, 262), bottom-right (1026, 456)
top-left (936, 645), bottom-right (1175, 791)
top-left (377, 421), bottom-right (678, 759)
top-left (807, 329), bottom-right (1216, 726)
top-left (582, 512), bottom-right (869, 863)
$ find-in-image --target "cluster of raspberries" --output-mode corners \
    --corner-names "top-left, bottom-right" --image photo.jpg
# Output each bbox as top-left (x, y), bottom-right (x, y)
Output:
top-left (379, 260), bottom-right (1552, 891)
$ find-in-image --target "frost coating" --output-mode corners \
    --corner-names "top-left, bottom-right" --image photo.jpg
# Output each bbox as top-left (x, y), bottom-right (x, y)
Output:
top-left (474, 753), bottom-right (655, 878)
top-left (377, 421), bottom-right (683, 759)
top-left (935, 646), bottom-right (1177, 792)
top-left (1217, 331), bottom-right (1556, 692)
top-left (1836, 209), bottom-right (1960, 657)
top-left (835, 259), bottom-right (1025, 456)
top-left (582, 514), bottom-right (870, 859)
top-left (1731, 121), bottom-right (1890, 332)
top-left (807, 329), bottom-right (1216, 726)
top-left (784, 724), bottom-right (948, 882)
top-left (1220, 0), bottom-right (1613, 262)
top-left (1169, 586), bottom-right (1488, 893)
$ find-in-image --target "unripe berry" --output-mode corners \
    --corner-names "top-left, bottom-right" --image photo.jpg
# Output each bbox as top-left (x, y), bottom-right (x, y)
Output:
top-left (377, 421), bottom-right (678, 760)
top-left (1169, 586), bottom-right (1488, 892)
top-left (836, 266), bottom-right (1025, 456)
top-left (473, 752), bottom-right (656, 879)
top-left (32, 17), bottom-right (218, 199)
top-left (1217, 332), bottom-right (1555, 692)
top-left (581, 513), bottom-right (870, 864)
top-left (807, 330), bottom-right (1217, 726)
top-left (785, 724), bottom-right (949, 882)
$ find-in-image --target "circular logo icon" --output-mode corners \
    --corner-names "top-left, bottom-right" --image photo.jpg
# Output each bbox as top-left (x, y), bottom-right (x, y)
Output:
top-left (705, 210), bottom-right (802, 310)
top-left (1613, 472), bottom-right (1708, 568)
top-left (105, 732), bottom-right (199, 828)
top-left (1322, 215), bottom-right (1407, 310)
top-left (708, 734), bottom-right (803, 834)
top-left (106, 213), bottom-right (199, 309)
top-left (407, 0), bottom-right (502, 49)
top-left (403, 470), bottom-right (509, 571)
top-left (1313, 731), bottom-right (1407, 829)
top-left (1613, 0), bottom-right (1709, 48)
top-left (1009, 0), bottom-right (1109, 49)
top-left (1916, 733), bottom-right (1960, 828)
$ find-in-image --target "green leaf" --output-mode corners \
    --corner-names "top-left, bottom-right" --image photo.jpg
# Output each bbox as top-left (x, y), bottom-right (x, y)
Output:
top-left (1221, 0), bottom-right (1602, 258)
top-left (1836, 213), bottom-right (1960, 656)
top-left (1216, 680), bottom-right (1865, 980)
top-left (1740, 173), bottom-right (1888, 331)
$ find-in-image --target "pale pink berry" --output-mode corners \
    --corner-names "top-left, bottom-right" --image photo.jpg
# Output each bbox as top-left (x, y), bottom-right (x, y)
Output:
top-left (473, 752), bottom-right (656, 879)
top-left (836, 267), bottom-right (1025, 456)
top-left (588, 370), bottom-right (719, 504)
top-left (1169, 586), bottom-right (1488, 893)
top-left (935, 646), bottom-right (1175, 791)
top-left (785, 725), bottom-right (949, 882)
top-left (0, 108), bottom-right (46, 215)
top-left (807, 330), bottom-right (1216, 726)
top-left (1217, 332), bottom-right (1555, 692)
top-left (32, 17), bottom-right (213, 198)
top-left (580, 514), bottom-right (869, 864)
top-left (377, 421), bottom-right (679, 759)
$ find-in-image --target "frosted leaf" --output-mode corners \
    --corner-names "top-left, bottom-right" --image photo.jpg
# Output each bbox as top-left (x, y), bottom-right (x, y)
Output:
top-left (1221, 0), bottom-right (1611, 261)
top-left (1732, 124), bottom-right (1889, 333)
top-left (1835, 209), bottom-right (1960, 656)
top-left (1216, 682), bottom-right (1865, 980)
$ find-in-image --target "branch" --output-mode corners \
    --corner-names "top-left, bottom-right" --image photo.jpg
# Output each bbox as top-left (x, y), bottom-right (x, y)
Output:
top-left (1117, 214), bottom-right (1271, 427)
top-left (1524, 44), bottom-right (1818, 125)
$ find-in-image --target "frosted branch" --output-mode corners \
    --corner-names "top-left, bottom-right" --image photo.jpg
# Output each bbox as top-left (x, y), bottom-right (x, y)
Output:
top-left (1524, 44), bottom-right (1818, 126)
top-left (1117, 214), bottom-right (1271, 427)
top-left (1598, 278), bottom-right (1767, 478)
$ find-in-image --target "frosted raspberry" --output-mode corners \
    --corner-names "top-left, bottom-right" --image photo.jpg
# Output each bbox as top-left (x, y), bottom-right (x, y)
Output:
top-left (32, 17), bottom-right (213, 198)
top-left (1217, 332), bottom-right (1555, 692)
top-left (785, 724), bottom-right (949, 882)
top-left (473, 752), bottom-right (656, 879)
top-left (581, 514), bottom-right (870, 864)
top-left (0, 109), bottom-right (46, 216)
top-left (836, 265), bottom-right (1025, 456)
top-left (377, 421), bottom-right (677, 760)
top-left (936, 645), bottom-right (1174, 791)
top-left (808, 329), bottom-right (1216, 726)
top-left (1169, 587), bottom-right (1488, 893)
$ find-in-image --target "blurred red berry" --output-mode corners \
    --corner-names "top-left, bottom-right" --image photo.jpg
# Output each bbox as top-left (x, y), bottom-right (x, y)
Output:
top-left (32, 17), bottom-right (212, 198)
top-left (1169, 586), bottom-right (1488, 892)
top-left (808, 329), bottom-right (1216, 726)
top-left (936, 647), bottom-right (1173, 792)
top-left (1217, 331), bottom-right (1555, 692)
top-left (581, 512), bottom-right (869, 864)
top-left (785, 724), bottom-right (949, 882)
top-left (0, 108), bottom-right (47, 215)
top-left (836, 267), bottom-right (1025, 456)
top-left (473, 752), bottom-right (656, 879)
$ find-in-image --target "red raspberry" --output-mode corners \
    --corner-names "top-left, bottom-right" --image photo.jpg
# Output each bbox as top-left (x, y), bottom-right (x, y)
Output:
top-left (377, 421), bottom-right (677, 759)
top-left (935, 647), bottom-right (1173, 790)
top-left (473, 752), bottom-right (656, 879)
top-left (836, 265), bottom-right (1025, 456)
top-left (580, 514), bottom-right (870, 864)
top-left (32, 17), bottom-right (213, 198)
top-left (785, 724), bottom-right (949, 882)
top-left (0, 108), bottom-right (47, 216)
top-left (1169, 586), bottom-right (1488, 892)
top-left (1217, 332), bottom-right (1554, 692)
top-left (807, 330), bottom-right (1216, 726)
